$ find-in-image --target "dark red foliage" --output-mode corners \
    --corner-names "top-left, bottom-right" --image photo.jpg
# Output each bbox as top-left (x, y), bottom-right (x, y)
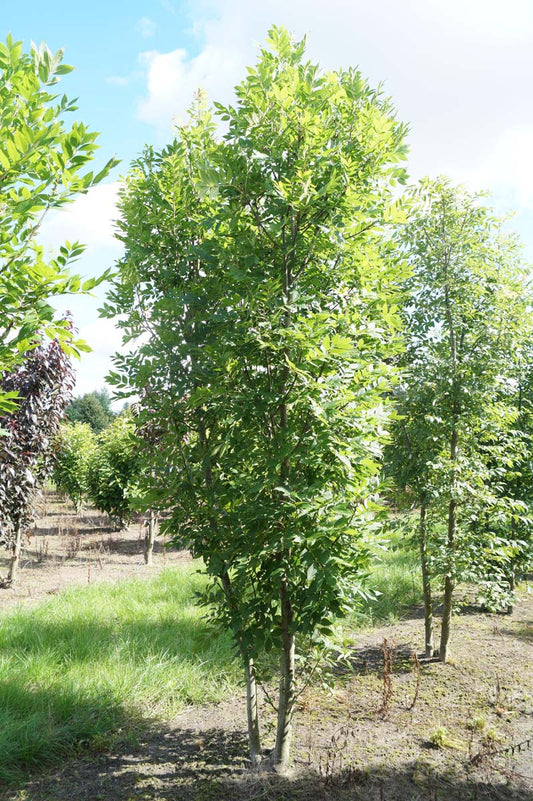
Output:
top-left (0, 336), bottom-right (75, 546)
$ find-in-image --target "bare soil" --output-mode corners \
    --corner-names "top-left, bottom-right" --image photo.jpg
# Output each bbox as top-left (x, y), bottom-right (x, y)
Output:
top-left (0, 490), bottom-right (190, 610)
top-left (1, 493), bottom-right (532, 801)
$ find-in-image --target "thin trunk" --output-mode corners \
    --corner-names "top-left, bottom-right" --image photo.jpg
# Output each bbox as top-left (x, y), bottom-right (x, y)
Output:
top-left (419, 503), bottom-right (434, 657)
top-left (440, 568), bottom-right (454, 662)
top-left (7, 521), bottom-right (23, 583)
top-left (144, 509), bottom-right (157, 565)
top-left (274, 578), bottom-right (295, 771)
top-left (220, 570), bottom-right (263, 763)
top-left (440, 256), bottom-right (459, 664)
top-left (245, 657), bottom-right (262, 765)
top-left (507, 568), bottom-right (515, 615)
top-left (440, 427), bottom-right (458, 663)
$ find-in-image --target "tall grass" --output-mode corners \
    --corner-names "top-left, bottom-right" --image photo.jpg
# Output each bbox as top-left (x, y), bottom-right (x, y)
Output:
top-left (347, 514), bottom-right (423, 628)
top-left (0, 535), bottom-right (424, 785)
top-left (352, 544), bottom-right (422, 627)
top-left (0, 566), bottom-right (240, 784)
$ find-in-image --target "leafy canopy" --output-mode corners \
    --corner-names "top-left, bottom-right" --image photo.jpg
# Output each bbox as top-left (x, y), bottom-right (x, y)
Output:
top-left (0, 35), bottom-right (118, 412)
top-left (104, 25), bottom-right (408, 765)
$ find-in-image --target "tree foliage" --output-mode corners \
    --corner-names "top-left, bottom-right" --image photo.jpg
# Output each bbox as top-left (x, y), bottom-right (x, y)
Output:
top-left (0, 35), bottom-right (118, 413)
top-left (85, 412), bottom-right (140, 528)
top-left (52, 421), bottom-right (96, 510)
top-left (0, 337), bottom-right (74, 582)
top-left (104, 27), bottom-right (408, 767)
top-left (65, 389), bottom-right (115, 432)
top-left (388, 178), bottom-right (533, 659)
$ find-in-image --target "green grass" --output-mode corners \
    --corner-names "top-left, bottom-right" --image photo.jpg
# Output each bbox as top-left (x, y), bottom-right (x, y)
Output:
top-left (0, 540), bottom-right (424, 786)
top-left (350, 539), bottom-right (423, 628)
top-left (0, 566), bottom-right (240, 784)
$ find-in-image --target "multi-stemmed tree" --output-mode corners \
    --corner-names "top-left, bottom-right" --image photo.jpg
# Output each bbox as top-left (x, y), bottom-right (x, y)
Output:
top-left (105, 27), bottom-right (408, 768)
top-left (389, 178), bottom-right (532, 661)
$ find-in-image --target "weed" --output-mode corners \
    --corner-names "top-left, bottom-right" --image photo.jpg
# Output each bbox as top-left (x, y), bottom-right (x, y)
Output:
top-left (318, 722), bottom-right (360, 787)
top-left (407, 651), bottom-right (421, 711)
top-left (378, 638), bottom-right (395, 717)
top-left (429, 726), bottom-right (448, 748)
top-left (428, 726), bottom-right (465, 750)
top-left (483, 727), bottom-right (504, 745)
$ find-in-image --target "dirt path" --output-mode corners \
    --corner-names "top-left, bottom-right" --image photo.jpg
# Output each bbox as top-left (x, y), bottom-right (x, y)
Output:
top-left (1, 494), bottom-right (532, 800)
top-left (0, 491), bottom-right (190, 610)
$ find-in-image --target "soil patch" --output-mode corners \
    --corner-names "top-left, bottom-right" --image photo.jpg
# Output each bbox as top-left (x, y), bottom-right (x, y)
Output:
top-left (0, 490), bottom-right (190, 610)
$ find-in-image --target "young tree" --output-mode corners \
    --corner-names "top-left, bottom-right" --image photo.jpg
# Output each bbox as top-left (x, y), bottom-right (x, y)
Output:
top-left (52, 421), bottom-right (96, 510)
top-left (105, 28), bottom-right (408, 768)
top-left (386, 384), bottom-right (442, 657)
top-left (0, 337), bottom-right (74, 583)
top-left (86, 412), bottom-right (141, 529)
top-left (0, 35), bottom-right (117, 413)
top-left (392, 178), bottom-right (532, 662)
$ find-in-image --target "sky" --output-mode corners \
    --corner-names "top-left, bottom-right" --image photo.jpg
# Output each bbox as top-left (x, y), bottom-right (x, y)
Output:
top-left (3, 0), bottom-right (533, 397)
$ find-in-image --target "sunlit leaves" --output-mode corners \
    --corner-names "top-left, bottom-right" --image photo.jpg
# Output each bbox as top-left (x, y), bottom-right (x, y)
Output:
top-left (106, 26), bottom-right (409, 679)
top-left (0, 36), bottom-right (118, 408)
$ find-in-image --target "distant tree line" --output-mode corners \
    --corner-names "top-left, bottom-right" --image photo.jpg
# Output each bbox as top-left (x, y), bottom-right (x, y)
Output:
top-left (65, 389), bottom-right (116, 432)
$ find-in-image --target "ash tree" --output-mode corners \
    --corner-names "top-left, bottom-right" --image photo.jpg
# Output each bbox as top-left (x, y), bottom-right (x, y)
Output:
top-left (0, 35), bottom-right (117, 413)
top-left (104, 27), bottom-right (408, 769)
top-left (0, 336), bottom-right (74, 583)
top-left (52, 421), bottom-right (96, 511)
top-left (389, 178), bottom-right (532, 662)
top-left (85, 411), bottom-right (141, 529)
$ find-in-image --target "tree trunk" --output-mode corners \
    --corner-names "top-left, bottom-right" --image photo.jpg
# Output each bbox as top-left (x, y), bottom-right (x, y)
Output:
top-left (245, 657), bottom-right (262, 765)
top-left (507, 567), bottom-right (515, 615)
top-left (419, 503), bottom-right (434, 658)
top-left (144, 509), bottom-right (157, 565)
top-left (274, 579), bottom-right (295, 771)
top-left (439, 494), bottom-right (457, 663)
top-left (7, 520), bottom-right (23, 584)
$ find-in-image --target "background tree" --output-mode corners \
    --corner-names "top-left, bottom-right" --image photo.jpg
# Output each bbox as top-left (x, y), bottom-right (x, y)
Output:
top-left (385, 382), bottom-right (442, 657)
top-left (0, 336), bottom-right (74, 583)
top-left (65, 389), bottom-right (115, 432)
top-left (391, 178), bottom-right (532, 662)
top-left (105, 27), bottom-right (408, 768)
top-left (52, 421), bottom-right (96, 510)
top-left (86, 411), bottom-right (141, 529)
top-left (0, 35), bottom-right (117, 413)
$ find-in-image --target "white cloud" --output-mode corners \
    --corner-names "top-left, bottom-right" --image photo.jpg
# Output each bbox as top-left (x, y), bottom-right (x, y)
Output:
top-left (137, 44), bottom-right (245, 132)
top-left (39, 182), bottom-right (123, 253)
top-left (136, 16), bottom-right (157, 39)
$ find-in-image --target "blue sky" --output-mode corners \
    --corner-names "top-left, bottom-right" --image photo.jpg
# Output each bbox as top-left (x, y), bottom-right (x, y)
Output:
top-left (3, 0), bottom-right (533, 397)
